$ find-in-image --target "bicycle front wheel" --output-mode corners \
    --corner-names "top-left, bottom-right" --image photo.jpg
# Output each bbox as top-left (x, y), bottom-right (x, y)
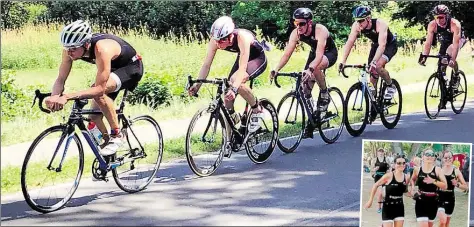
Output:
top-left (424, 73), bottom-right (443, 119)
top-left (185, 107), bottom-right (226, 177)
top-left (21, 125), bottom-right (84, 213)
top-left (112, 115), bottom-right (163, 193)
top-left (276, 92), bottom-right (305, 153)
top-left (451, 70), bottom-right (467, 114)
top-left (344, 83), bottom-right (369, 137)
top-left (318, 87), bottom-right (345, 144)
top-left (245, 98), bottom-right (279, 164)
top-left (380, 79), bottom-right (402, 129)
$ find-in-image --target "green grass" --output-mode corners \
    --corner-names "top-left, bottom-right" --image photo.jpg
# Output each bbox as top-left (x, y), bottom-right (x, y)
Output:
top-left (3, 23), bottom-right (474, 146)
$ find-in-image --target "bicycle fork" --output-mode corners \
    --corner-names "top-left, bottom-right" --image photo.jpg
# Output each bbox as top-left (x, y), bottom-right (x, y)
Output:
top-left (47, 130), bottom-right (75, 172)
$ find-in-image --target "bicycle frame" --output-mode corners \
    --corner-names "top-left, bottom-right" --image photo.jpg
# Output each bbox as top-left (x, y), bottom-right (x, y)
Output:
top-left (33, 89), bottom-right (142, 173)
top-left (341, 65), bottom-right (386, 115)
top-left (186, 76), bottom-right (251, 145)
top-left (421, 54), bottom-right (452, 95)
top-left (273, 72), bottom-right (319, 126)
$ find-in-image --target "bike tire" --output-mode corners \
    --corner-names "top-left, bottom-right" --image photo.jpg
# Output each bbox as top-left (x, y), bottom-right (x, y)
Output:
top-left (424, 73), bottom-right (442, 119)
top-left (344, 83), bottom-right (369, 137)
top-left (245, 98), bottom-right (279, 164)
top-left (112, 115), bottom-right (163, 193)
top-left (318, 87), bottom-right (345, 144)
top-left (185, 107), bottom-right (226, 177)
top-left (276, 92), bottom-right (305, 153)
top-left (380, 79), bottom-right (402, 129)
top-left (21, 125), bottom-right (84, 213)
top-left (451, 70), bottom-right (467, 114)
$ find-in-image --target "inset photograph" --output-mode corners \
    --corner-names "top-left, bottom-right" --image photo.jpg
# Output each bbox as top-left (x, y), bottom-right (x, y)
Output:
top-left (360, 139), bottom-right (471, 227)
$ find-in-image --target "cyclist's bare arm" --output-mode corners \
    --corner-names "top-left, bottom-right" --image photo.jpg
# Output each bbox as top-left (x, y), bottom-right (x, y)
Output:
top-left (307, 25), bottom-right (328, 69)
top-left (410, 167), bottom-right (419, 193)
top-left (197, 40), bottom-right (218, 80)
top-left (455, 168), bottom-right (469, 190)
top-left (341, 22), bottom-right (360, 64)
top-left (367, 173), bottom-right (389, 203)
top-left (450, 18), bottom-right (462, 61)
top-left (273, 29), bottom-right (299, 72)
top-left (422, 21), bottom-right (437, 55)
top-left (372, 19), bottom-right (388, 63)
top-left (232, 30), bottom-right (253, 88)
top-left (52, 50), bottom-right (73, 96)
top-left (64, 42), bottom-right (115, 100)
top-left (435, 166), bottom-right (448, 190)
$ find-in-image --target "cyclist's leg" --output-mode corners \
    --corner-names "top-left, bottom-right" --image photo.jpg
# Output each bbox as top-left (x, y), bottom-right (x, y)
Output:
top-left (439, 42), bottom-right (450, 73)
top-left (446, 37), bottom-right (466, 73)
top-left (302, 51), bottom-right (316, 98)
top-left (100, 61), bottom-right (143, 155)
top-left (315, 49), bottom-right (338, 111)
top-left (376, 40), bottom-right (398, 85)
top-left (227, 53), bottom-right (267, 112)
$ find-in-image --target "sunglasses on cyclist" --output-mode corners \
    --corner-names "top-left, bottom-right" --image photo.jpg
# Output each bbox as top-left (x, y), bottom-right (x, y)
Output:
top-left (63, 46), bottom-right (82, 52)
top-left (444, 156), bottom-right (453, 160)
top-left (396, 161), bottom-right (406, 165)
top-left (294, 21), bottom-right (307, 27)
top-left (434, 15), bottom-right (446, 20)
top-left (424, 152), bottom-right (435, 157)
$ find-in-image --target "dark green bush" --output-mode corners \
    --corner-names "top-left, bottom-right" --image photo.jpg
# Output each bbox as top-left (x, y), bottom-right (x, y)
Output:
top-left (127, 72), bottom-right (172, 109)
top-left (1, 70), bottom-right (29, 120)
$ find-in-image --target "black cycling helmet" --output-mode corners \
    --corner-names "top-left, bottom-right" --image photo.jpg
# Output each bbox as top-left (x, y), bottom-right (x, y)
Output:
top-left (433, 4), bottom-right (450, 15)
top-left (352, 6), bottom-right (371, 20)
top-left (293, 8), bottom-right (313, 20)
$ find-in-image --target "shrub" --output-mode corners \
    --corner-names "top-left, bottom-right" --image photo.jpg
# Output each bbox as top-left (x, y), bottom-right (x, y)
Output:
top-left (127, 72), bottom-right (172, 109)
top-left (1, 70), bottom-right (29, 120)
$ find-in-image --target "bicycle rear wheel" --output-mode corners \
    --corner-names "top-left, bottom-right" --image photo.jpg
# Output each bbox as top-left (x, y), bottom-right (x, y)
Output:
top-left (344, 83), bottom-right (369, 137)
top-left (21, 125), bottom-right (84, 213)
top-left (318, 87), bottom-right (345, 144)
top-left (276, 92), bottom-right (305, 153)
top-left (185, 107), bottom-right (226, 177)
top-left (380, 79), bottom-right (402, 129)
top-left (424, 73), bottom-right (443, 119)
top-left (112, 115), bottom-right (163, 193)
top-left (245, 98), bottom-right (279, 164)
top-left (450, 70), bottom-right (467, 114)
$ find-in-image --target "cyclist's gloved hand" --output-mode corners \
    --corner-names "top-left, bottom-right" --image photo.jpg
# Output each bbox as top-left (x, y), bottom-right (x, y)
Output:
top-left (369, 60), bottom-right (378, 75)
top-left (448, 59), bottom-right (456, 68)
top-left (188, 84), bottom-right (200, 97)
top-left (418, 53), bottom-right (427, 66)
top-left (302, 68), bottom-right (313, 82)
top-left (338, 63), bottom-right (345, 73)
top-left (270, 69), bottom-right (278, 80)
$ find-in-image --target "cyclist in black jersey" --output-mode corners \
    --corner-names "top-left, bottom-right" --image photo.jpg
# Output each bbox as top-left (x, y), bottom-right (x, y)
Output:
top-left (371, 148), bottom-right (391, 213)
top-left (188, 16), bottom-right (268, 136)
top-left (45, 20), bottom-right (143, 156)
top-left (419, 4), bottom-right (466, 92)
top-left (270, 8), bottom-right (339, 138)
top-left (410, 149), bottom-right (448, 227)
top-left (339, 6), bottom-right (398, 101)
top-left (437, 151), bottom-right (469, 227)
top-left (365, 155), bottom-right (410, 227)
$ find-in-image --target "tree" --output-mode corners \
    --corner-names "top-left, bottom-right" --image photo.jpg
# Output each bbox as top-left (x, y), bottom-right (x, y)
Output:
top-left (394, 1), bottom-right (474, 40)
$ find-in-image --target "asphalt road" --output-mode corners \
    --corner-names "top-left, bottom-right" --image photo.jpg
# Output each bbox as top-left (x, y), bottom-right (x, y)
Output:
top-left (2, 101), bottom-right (474, 226)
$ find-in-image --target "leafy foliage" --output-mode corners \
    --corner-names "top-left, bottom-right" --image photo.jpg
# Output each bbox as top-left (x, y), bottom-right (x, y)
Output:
top-left (394, 1), bottom-right (474, 40)
top-left (127, 72), bottom-right (172, 109)
top-left (1, 70), bottom-right (29, 120)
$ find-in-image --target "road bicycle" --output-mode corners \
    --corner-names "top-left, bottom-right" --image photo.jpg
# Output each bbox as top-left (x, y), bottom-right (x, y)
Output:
top-left (185, 75), bottom-right (278, 177)
top-left (420, 54), bottom-right (467, 119)
top-left (340, 64), bottom-right (402, 137)
top-left (21, 90), bottom-right (163, 213)
top-left (272, 71), bottom-right (345, 153)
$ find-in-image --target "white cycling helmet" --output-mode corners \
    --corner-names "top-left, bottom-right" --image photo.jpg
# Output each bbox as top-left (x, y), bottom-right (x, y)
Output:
top-left (60, 20), bottom-right (92, 48)
top-left (210, 16), bottom-right (235, 40)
